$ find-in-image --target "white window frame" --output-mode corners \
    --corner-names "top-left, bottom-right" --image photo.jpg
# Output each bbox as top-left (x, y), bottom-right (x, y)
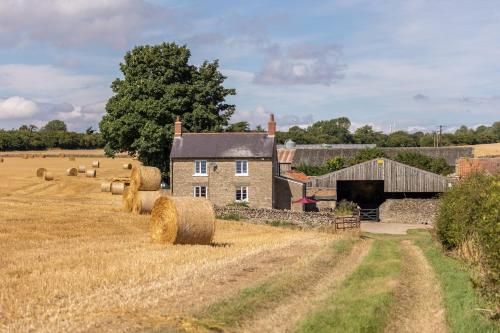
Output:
top-left (235, 186), bottom-right (249, 202)
top-left (193, 185), bottom-right (207, 198)
top-left (235, 160), bottom-right (248, 176)
top-left (194, 160), bottom-right (208, 176)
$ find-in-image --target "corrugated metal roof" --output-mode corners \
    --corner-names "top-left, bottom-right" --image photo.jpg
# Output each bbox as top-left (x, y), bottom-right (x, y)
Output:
top-left (277, 148), bottom-right (295, 164)
top-left (284, 170), bottom-right (309, 182)
top-left (170, 133), bottom-right (275, 159)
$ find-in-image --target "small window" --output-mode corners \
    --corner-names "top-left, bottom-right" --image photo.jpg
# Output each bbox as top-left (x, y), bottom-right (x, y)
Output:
top-left (194, 160), bottom-right (207, 175)
top-left (193, 186), bottom-right (207, 198)
top-left (235, 186), bottom-right (248, 202)
top-left (235, 160), bottom-right (248, 175)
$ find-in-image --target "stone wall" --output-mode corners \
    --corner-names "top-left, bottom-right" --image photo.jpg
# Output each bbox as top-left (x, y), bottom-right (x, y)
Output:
top-left (379, 199), bottom-right (438, 224)
top-left (171, 159), bottom-right (274, 209)
top-left (215, 206), bottom-right (335, 228)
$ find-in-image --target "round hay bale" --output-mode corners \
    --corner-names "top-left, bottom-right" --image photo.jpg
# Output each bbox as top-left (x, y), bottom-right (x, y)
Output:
top-left (41, 154), bottom-right (46, 158)
top-left (101, 181), bottom-right (112, 192)
top-left (0, 157), bottom-right (3, 163)
top-left (122, 187), bottom-right (134, 212)
top-left (44, 172), bottom-right (54, 181)
top-left (131, 166), bottom-right (162, 191)
top-left (22, 154), bottom-right (28, 159)
top-left (132, 190), bottom-right (169, 214)
top-left (78, 165), bottom-right (86, 173)
top-left (86, 169), bottom-right (96, 178)
top-left (36, 168), bottom-right (46, 177)
top-left (92, 160), bottom-right (100, 168)
top-left (68, 157), bottom-right (76, 161)
top-left (59, 153), bottom-right (65, 158)
top-left (122, 163), bottom-right (132, 170)
top-left (111, 182), bottom-right (125, 195)
top-left (66, 167), bottom-right (78, 176)
top-left (150, 196), bottom-right (215, 245)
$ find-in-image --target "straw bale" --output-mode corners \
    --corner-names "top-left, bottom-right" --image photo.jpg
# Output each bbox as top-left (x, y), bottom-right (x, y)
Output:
top-left (122, 187), bottom-right (134, 212)
top-left (22, 154), bottom-right (28, 159)
top-left (101, 181), bottom-right (112, 192)
top-left (41, 154), bottom-right (46, 158)
top-left (150, 196), bottom-right (215, 245)
top-left (44, 172), bottom-right (54, 181)
top-left (59, 153), bottom-right (65, 158)
top-left (131, 166), bottom-right (161, 191)
top-left (92, 160), bottom-right (100, 168)
top-left (86, 169), bottom-right (96, 178)
top-left (0, 157), bottom-right (3, 163)
top-left (78, 165), bottom-right (86, 173)
top-left (36, 168), bottom-right (46, 177)
top-left (66, 167), bottom-right (78, 176)
top-left (132, 190), bottom-right (169, 214)
top-left (111, 182), bottom-right (125, 195)
top-left (122, 163), bottom-right (132, 170)
top-left (69, 157), bottom-right (76, 161)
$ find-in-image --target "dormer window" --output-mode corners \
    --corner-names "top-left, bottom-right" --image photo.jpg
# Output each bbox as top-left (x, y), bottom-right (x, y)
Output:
top-left (194, 160), bottom-right (207, 176)
top-left (236, 160), bottom-right (248, 176)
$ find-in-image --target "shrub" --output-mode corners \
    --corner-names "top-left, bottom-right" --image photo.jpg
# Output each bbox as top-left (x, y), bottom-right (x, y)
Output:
top-left (394, 151), bottom-right (452, 175)
top-left (335, 200), bottom-right (358, 216)
top-left (265, 219), bottom-right (295, 228)
top-left (219, 213), bottom-right (244, 221)
top-left (348, 148), bottom-right (386, 165)
top-left (436, 173), bottom-right (499, 302)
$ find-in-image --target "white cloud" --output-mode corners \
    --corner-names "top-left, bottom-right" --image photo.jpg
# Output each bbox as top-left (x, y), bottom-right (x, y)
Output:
top-left (0, 96), bottom-right (39, 119)
top-left (0, 0), bottom-right (167, 48)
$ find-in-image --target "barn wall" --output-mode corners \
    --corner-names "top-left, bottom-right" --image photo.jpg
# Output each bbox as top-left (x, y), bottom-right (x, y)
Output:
top-left (307, 158), bottom-right (451, 193)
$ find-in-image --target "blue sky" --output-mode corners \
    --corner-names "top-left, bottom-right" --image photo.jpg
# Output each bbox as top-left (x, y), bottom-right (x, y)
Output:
top-left (0, 0), bottom-right (499, 132)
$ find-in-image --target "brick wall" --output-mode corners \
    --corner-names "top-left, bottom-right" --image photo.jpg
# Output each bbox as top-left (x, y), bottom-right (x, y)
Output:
top-left (171, 159), bottom-right (274, 209)
top-left (456, 157), bottom-right (500, 178)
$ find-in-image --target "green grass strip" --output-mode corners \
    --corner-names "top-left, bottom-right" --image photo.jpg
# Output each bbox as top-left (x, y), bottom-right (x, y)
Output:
top-left (412, 230), bottom-right (499, 333)
top-left (194, 239), bottom-right (357, 331)
top-left (296, 240), bottom-right (402, 333)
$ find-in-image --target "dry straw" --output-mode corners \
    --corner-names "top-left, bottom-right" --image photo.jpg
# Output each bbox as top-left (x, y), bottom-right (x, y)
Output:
top-left (131, 166), bottom-right (162, 191)
top-left (122, 187), bottom-right (134, 212)
top-left (150, 196), bottom-right (215, 245)
top-left (86, 169), bottom-right (96, 178)
top-left (44, 172), bottom-right (54, 181)
top-left (36, 168), bottom-right (47, 177)
top-left (0, 157), bottom-right (3, 163)
top-left (111, 182), bottom-right (125, 195)
top-left (133, 190), bottom-right (168, 214)
top-left (22, 154), bottom-right (28, 159)
top-left (69, 157), bottom-right (76, 161)
top-left (101, 181), bottom-right (112, 192)
top-left (66, 167), bottom-right (78, 176)
top-left (92, 160), bottom-right (100, 168)
top-left (59, 153), bottom-right (65, 158)
top-left (122, 163), bottom-right (132, 170)
top-left (78, 165), bottom-right (86, 173)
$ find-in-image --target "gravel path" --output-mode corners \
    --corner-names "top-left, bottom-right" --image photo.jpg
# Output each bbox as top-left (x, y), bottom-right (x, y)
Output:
top-left (362, 222), bottom-right (432, 235)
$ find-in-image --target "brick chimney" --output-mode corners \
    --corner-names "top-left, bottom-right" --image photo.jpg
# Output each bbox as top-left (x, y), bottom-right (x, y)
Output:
top-left (174, 116), bottom-right (182, 137)
top-left (268, 113), bottom-right (276, 137)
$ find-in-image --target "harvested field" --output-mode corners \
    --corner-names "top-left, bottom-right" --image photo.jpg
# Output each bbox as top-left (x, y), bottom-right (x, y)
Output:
top-left (472, 142), bottom-right (500, 157)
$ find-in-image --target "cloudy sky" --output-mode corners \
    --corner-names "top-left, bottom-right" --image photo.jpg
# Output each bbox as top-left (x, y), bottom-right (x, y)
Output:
top-left (0, 0), bottom-right (499, 132)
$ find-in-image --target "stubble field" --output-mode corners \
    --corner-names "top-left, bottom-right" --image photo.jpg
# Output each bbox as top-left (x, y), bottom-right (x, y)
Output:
top-left (0, 155), bottom-right (346, 332)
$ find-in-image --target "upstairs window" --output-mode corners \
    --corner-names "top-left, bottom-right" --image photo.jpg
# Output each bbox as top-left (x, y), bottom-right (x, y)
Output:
top-left (193, 186), bottom-right (207, 198)
top-left (194, 160), bottom-right (207, 176)
top-left (235, 186), bottom-right (248, 202)
top-left (235, 160), bottom-right (248, 176)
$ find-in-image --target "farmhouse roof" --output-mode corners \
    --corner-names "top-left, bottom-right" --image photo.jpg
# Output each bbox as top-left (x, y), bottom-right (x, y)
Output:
top-left (170, 133), bottom-right (275, 159)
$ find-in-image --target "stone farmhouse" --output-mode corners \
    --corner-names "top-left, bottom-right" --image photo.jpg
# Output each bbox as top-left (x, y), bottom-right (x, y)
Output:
top-left (170, 114), bottom-right (304, 209)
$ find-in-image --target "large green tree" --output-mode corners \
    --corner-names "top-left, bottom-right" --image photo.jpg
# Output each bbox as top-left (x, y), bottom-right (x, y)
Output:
top-left (99, 43), bottom-right (235, 176)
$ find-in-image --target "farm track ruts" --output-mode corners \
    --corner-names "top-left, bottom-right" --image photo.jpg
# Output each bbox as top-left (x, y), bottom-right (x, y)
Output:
top-left (238, 239), bottom-right (373, 333)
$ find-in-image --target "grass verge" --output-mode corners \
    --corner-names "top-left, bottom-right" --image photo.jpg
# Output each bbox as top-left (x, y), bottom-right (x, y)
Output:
top-left (412, 230), bottom-right (499, 333)
top-left (192, 239), bottom-right (358, 331)
top-left (295, 240), bottom-right (402, 333)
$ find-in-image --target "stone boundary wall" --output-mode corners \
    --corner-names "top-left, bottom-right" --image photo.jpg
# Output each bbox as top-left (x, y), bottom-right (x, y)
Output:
top-left (215, 206), bottom-right (336, 228)
top-left (379, 199), bottom-right (438, 225)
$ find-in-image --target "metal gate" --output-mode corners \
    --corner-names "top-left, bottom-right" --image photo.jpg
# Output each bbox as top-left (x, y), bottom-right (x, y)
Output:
top-left (360, 208), bottom-right (379, 222)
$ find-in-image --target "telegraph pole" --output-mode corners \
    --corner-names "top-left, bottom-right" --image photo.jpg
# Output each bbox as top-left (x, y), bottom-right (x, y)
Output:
top-left (437, 125), bottom-right (445, 147)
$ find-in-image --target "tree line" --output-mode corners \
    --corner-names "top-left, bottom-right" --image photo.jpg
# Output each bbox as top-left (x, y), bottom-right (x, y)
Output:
top-left (275, 117), bottom-right (500, 147)
top-left (0, 120), bottom-right (105, 151)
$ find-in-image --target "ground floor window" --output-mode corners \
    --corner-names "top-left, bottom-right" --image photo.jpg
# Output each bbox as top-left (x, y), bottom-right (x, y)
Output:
top-left (193, 185), bottom-right (207, 198)
top-left (235, 186), bottom-right (248, 202)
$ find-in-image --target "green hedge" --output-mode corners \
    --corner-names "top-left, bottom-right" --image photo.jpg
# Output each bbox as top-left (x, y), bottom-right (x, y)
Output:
top-left (436, 173), bottom-right (499, 302)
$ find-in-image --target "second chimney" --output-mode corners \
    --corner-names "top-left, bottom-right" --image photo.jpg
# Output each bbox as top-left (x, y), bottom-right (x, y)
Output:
top-left (174, 116), bottom-right (182, 137)
top-left (268, 114), bottom-right (276, 137)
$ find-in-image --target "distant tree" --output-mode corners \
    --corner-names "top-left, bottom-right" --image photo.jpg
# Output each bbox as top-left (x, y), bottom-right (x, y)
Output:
top-left (349, 148), bottom-right (386, 165)
top-left (325, 156), bottom-right (347, 172)
top-left (308, 117), bottom-right (353, 144)
top-left (18, 125), bottom-right (30, 132)
top-left (100, 42), bottom-right (235, 177)
top-left (254, 124), bottom-right (265, 132)
top-left (42, 120), bottom-right (67, 132)
top-left (384, 131), bottom-right (416, 147)
top-left (226, 121), bottom-right (250, 132)
top-left (394, 151), bottom-right (452, 175)
top-left (353, 125), bottom-right (385, 145)
top-left (85, 127), bottom-right (95, 135)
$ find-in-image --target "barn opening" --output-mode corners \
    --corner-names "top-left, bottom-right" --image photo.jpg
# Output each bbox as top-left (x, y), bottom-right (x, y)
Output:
top-left (336, 180), bottom-right (385, 209)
